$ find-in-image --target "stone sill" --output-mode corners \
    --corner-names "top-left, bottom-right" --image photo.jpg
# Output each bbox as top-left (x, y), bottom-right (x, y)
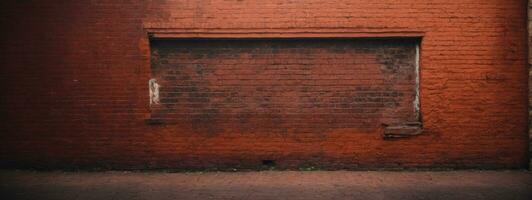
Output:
top-left (383, 122), bottom-right (423, 140)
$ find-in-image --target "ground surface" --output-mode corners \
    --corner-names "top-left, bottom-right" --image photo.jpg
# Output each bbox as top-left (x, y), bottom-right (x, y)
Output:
top-left (1, 170), bottom-right (531, 200)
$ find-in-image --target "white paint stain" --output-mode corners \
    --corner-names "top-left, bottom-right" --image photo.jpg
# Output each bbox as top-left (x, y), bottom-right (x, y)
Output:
top-left (149, 78), bottom-right (160, 105)
top-left (414, 44), bottom-right (421, 121)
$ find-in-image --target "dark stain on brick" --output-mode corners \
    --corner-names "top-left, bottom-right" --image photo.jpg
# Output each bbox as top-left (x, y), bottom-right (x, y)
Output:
top-left (191, 109), bottom-right (221, 136)
top-left (150, 38), bottom-right (419, 135)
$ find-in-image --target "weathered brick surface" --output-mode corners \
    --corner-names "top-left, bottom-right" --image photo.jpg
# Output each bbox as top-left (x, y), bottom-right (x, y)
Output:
top-left (151, 39), bottom-right (418, 134)
top-left (528, 0), bottom-right (532, 169)
top-left (0, 0), bottom-right (528, 169)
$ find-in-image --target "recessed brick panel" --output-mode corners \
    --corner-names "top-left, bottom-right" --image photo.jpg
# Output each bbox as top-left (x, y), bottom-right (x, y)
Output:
top-left (150, 39), bottom-right (418, 136)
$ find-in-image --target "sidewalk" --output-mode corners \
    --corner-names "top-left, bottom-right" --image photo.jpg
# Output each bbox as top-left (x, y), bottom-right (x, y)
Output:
top-left (1, 170), bottom-right (531, 200)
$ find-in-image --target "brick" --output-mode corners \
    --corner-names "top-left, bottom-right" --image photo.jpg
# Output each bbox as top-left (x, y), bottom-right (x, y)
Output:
top-left (0, 0), bottom-right (527, 170)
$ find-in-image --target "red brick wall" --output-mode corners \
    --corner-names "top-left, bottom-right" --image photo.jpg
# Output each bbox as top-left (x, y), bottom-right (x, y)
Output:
top-left (0, 0), bottom-right (528, 169)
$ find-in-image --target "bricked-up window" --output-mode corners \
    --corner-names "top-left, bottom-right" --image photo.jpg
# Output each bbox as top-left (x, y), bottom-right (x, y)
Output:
top-left (148, 38), bottom-right (421, 138)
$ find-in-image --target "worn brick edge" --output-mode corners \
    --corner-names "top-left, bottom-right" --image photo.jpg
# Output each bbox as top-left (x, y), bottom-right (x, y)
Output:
top-left (144, 28), bottom-right (425, 39)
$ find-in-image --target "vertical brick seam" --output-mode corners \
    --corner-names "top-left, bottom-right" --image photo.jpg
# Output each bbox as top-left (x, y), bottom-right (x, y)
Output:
top-left (527, 0), bottom-right (532, 170)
